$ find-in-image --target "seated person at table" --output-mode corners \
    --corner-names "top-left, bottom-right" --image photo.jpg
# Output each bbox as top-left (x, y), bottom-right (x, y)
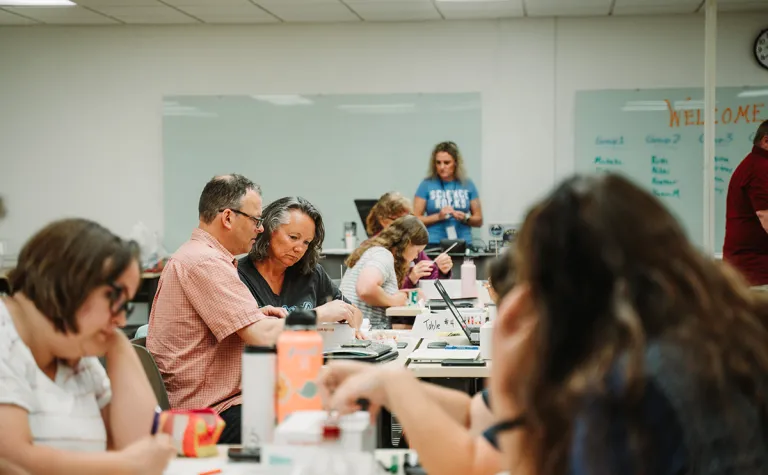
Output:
top-left (238, 196), bottom-right (362, 336)
top-left (148, 175), bottom-right (354, 444)
top-left (339, 215), bottom-right (428, 329)
top-left (366, 191), bottom-right (453, 288)
top-left (0, 219), bottom-right (175, 475)
top-left (489, 174), bottom-right (768, 474)
top-left (319, 252), bottom-right (516, 474)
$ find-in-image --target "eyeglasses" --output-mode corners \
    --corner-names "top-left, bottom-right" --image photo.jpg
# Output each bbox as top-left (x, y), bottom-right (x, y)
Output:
top-left (108, 282), bottom-right (135, 318)
top-left (219, 208), bottom-right (264, 227)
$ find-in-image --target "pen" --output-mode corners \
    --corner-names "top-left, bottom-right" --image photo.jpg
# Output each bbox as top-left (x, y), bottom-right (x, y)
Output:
top-left (445, 345), bottom-right (479, 350)
top-left (151, 406), bottom-right (162, 435)
top-left (439, 242), bottom-right (459, 257)
top-left (198, 470), bottom-right (222, 475)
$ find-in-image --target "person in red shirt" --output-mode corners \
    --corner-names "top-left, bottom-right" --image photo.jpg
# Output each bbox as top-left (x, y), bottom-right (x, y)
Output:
top-left (723, 120), bottom-right (768, 286)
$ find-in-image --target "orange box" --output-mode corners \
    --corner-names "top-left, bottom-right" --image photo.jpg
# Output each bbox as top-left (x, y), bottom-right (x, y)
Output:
top-left (157, 409), bottom-right (225, 458)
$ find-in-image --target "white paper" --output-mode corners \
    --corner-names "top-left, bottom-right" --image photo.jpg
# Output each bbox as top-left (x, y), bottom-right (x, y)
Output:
top-left (446, 226), bottom-right (458, 240)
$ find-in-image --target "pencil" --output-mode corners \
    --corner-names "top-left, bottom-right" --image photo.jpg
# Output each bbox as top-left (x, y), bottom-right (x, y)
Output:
top-left (198, 469), bottom-right (222, 475)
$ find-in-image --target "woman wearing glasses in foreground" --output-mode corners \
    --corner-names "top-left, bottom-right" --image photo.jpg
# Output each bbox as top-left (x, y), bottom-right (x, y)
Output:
top-left (0, 219), bottom-right (175, 475)
top-left (323, 174), bottom-right (768, 474)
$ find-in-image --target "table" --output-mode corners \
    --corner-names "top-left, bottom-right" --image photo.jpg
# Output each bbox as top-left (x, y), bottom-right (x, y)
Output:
top-left (405, 338), bottom-right (491, 379)
top-left (164, 445), bottom-right (413, 475)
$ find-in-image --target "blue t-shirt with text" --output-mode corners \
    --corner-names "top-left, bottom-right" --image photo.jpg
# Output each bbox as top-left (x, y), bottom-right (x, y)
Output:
top-left (415, 177), bottom-right (478, 244)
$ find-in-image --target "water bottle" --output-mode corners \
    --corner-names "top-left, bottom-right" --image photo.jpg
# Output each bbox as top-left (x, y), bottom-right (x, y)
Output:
top-left (242, 345), bottom-right (276, 451)
top-left (276, 310), bottom-right (323, 423)
top-left (461, 257), bottom-right (477, 298)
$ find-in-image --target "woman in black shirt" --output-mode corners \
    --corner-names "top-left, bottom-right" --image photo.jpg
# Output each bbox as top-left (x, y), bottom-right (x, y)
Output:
top-left (238, 197), bottom-right (362, 335)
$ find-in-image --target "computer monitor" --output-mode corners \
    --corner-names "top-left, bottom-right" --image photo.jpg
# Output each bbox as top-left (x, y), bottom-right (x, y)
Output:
top-left (433, 280), bottom-right (479, 344)
top-left (354, 199), bottom-right (379, 237)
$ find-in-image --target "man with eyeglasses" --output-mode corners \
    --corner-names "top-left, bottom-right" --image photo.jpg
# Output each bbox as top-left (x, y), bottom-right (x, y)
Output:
top-left (147, 174), bottom-right (288, 444)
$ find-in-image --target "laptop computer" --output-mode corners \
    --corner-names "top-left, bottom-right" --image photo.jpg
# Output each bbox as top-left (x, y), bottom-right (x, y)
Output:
top-left (433, 280), bottom-right (480, 345)
top-left (354, 199), bottom-right (378, 238)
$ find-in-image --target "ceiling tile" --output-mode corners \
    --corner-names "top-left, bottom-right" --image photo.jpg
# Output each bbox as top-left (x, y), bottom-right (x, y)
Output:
top-left (73, 0), bottom-right (158, 6)
top-left (524, 0), bottom-right (611, 16)
top-left (255, 1), bottom-right (360, 21)
top-left (346, 1), bottom-right (440, 21)
top-left (177, 4), bottom-right (279, 23)
top-left (0, 8), bottom-right (39, 24)
top-left (436, 0), bottom-right (523, 20)
top-left (92, 5), bottom-right (199, 23)
top-left (3, 6), bottom-right (117, 24)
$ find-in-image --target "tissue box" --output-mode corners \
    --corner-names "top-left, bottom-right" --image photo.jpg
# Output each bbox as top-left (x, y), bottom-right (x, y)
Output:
top-left (157, 409), bottom-right (225, 457)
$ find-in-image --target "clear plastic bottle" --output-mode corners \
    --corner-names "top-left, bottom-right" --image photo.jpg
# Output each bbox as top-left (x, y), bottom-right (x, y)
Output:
top-left (461, 256), bottom-right (478, 298)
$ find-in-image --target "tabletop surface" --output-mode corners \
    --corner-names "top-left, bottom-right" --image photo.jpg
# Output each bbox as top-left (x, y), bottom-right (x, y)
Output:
top-left (164, 445), bottom-right (412, 475)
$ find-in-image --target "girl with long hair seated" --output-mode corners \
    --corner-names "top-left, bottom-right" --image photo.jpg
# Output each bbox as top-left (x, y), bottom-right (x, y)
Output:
top-left (339, 215), bottom-right (429, 329)
top-left (366, 192), bottom-right (453, 288)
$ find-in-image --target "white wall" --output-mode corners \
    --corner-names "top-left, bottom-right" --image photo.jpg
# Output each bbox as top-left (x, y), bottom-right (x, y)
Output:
top-left (0, 13), bottom-right (765, 260)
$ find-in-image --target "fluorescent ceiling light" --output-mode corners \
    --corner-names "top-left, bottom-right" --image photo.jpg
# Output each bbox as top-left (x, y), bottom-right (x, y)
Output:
top-left (738, 89), bottom-right (768, 98)
top-left (674, 100), bottom-right (704, 110)
top-left (0, 0), bottom-right (75, 5)
top-left (621, 101), bottom-right (667, 112)
top-left (251, 95), bottom-right (313, 106)
top-left (337, 103), bottom-right (415, 114)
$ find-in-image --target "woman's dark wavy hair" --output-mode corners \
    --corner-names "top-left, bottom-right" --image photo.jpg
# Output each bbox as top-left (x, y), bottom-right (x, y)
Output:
top-left (508, 173), bottom-right (768, 475)
top-left (346, 215), bottom-right (428, 286)
top-left (249, 196), bottom-right (325, 275)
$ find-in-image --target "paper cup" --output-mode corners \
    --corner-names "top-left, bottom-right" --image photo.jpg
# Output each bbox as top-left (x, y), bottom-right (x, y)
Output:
top-left (406, 289), bottom-right (420, 307)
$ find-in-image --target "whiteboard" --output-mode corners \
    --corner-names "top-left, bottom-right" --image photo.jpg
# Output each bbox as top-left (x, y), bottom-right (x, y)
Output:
top-left (163, 93), bottom-right (482, 253)
top-left (575, 87), bottom-right (768, 250)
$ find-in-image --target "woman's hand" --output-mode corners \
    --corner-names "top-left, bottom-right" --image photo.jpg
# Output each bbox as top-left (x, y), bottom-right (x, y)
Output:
top-left (120, 434), bottom-right (176, 475)
top-left (408, 260), bottom-right (434, 284)
top-left (434, 253), bottom-right (453, 274)
top-left (261, 306), bottom-right (288, 318)
top-left (489, 285), bottom-right (537, 420)
top-left (316, 299), bottom-right (357, 324)
top-left (439, 206), bottom-right (455, 220)
top-left (318, 360), bottom-right (371, 404)
top-left (321, 361), bottom-right (407, 421)
top-left (451, 210), bottom-right (467, 222)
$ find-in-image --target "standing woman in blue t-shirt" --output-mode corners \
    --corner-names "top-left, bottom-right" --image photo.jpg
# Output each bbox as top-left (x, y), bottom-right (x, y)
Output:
top-left (414, 141), bottom-right (483, 245)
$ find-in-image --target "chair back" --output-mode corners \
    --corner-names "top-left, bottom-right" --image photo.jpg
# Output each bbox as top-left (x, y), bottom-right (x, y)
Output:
top-left (133, 344), bottom-right (171, 411)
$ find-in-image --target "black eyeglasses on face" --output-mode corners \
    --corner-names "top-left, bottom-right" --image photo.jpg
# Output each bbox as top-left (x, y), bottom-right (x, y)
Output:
top-left (108, 282), bottom-right (134, 318)
top-left (219, 208), bottom-right (264, 227)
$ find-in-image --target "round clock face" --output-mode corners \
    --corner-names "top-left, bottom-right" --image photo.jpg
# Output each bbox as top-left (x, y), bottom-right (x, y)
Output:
top-left (756, 29), bottom-right (768, 70)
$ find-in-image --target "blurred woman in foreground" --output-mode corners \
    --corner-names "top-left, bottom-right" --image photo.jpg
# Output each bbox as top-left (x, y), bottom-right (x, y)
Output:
top-left (492, 174), bottom-right (768, 474)
top-left (326, 173), bottom-right (768, 474)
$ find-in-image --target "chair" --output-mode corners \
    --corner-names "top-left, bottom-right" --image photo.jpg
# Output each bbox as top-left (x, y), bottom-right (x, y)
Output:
top-left (132, 344), bottom-right (171, 411)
